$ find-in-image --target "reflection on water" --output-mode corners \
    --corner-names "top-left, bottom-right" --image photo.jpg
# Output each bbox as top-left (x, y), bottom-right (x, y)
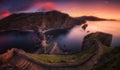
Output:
top-left (56, 21), bottom-right (120, 53)
top-left (0, 21), bottom-right (119, 53)
top-left (56, 25), bottom-right (88, 53)
top-left (0, 30), bottom-right (40, 53)
top-left (86, 21), bottom-right (120, 47)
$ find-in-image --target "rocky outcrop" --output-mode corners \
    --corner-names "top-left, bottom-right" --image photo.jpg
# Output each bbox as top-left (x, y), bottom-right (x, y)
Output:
top-left (0, 10), bottom-right (85, 31)
top-left (80, 32), bottom-right (113, 70)
top-left (82, 32), bottom-right (112, 50)
top-left (80, 40), bottom-right (104, 70)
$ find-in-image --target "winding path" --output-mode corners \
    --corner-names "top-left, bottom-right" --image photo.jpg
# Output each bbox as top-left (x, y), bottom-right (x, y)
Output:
top-left (78, 40), bottom-right (104, 70)
top-left (0, 40), bottom-right (104, 70)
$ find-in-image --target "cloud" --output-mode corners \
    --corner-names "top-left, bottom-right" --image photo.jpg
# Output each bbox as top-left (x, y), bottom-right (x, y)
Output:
top-left (0, 0), bottom-right (35, 18)
top-left (0, 0), bottom-right (55, 12)
top-left (0, 0), bottom-right (56, 18)
top-left (0, 0), bottom-right (119, 19)
top-left (34, 2), bottom-right (55, 11)
top-left (0, 11), bottom-right (11, 18)
top-left (0, 0), bottom-right (36, 12)
top-left (70, 6), bottom-right (79, 10)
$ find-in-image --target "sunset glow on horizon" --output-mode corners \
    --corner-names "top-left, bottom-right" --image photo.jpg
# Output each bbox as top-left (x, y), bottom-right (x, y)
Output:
top-left (61, 6), bottom-right (120, 19)
top-left (0, 0), bottom-right (120, 20)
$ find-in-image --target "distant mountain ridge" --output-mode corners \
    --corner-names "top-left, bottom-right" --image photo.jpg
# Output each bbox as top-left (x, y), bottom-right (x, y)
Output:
top-left (76, 16), bottom-right (116, 21)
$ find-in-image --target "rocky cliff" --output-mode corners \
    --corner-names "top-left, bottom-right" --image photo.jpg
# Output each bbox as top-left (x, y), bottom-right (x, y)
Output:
top-left (82, 32), bottom-right (112, 50)
top-left (0, 10), bottom-right (85, 31)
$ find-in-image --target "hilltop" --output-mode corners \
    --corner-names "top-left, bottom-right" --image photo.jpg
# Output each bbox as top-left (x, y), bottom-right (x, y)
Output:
top-left (0, 10), bottom-right (85, 31)
top-left (76, 16), bottom-right (116, 21)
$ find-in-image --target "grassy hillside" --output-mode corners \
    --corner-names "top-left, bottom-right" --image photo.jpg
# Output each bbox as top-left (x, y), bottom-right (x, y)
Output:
top-left (94, 46), bottom-right (120, 70)
top-left (28, 46), bottom-right (96, 64)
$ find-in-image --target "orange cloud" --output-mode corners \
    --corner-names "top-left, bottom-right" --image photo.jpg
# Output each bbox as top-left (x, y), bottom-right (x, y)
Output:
top-left (0, 11), bottom-right (11, 18)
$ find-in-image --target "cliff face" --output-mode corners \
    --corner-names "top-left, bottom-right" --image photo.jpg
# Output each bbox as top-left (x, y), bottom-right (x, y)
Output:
top-left (82, 32), bottom-right (112, 50)
top-left (0, 10), bottom-right (85, 31)
top-left (79, 32), bottom-right (113, 70)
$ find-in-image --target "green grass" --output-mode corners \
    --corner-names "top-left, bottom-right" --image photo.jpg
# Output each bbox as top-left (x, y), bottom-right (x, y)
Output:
top-left (28, 46), bottom-right (96, 64)
top-left (102, 46), bottom-right (112, 54)
top-left (94, 46), bottom-right (120, 70)
top-left (84, 33), bottom-right (96, 42)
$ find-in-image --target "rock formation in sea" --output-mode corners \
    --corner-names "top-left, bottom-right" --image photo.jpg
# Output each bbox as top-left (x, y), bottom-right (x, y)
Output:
top-left (82, 32), bottom-right (112, 50)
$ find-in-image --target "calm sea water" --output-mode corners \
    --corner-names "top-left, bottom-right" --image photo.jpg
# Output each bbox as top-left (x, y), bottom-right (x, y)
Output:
top-left (0, 31), bottom-right (40, 53)
top-left (0, 21), bottom-right (119, 53)
top-left (86, 21), bottom-right (120, 47)
top-left (56, 21), bottom-right (120, 53)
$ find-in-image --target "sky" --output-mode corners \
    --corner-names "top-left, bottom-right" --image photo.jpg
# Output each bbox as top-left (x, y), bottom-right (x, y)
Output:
top-left (0, 0), bottom-right (120, 19)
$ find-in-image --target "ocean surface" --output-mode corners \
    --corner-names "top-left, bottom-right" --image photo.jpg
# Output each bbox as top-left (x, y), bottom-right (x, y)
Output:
top-left (56, 20), bottom-right (120, 53)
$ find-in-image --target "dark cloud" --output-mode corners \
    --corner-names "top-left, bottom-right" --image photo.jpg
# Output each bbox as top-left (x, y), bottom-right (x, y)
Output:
top-left (106, 0), bottom-right (120, 4)
top-left (39, 0), bottom-right (120, 2)
top-left (0, 0), bottom-right (56, 18)
top-left (0, 0), bottom-right (55, 12)
top-left (0, 0), bottom-right (4, 3)
top-left (0, 0), bottom-right (119, 12)
top-left (3, 0), bottom-right (35, 12)
top-left (0, 0), bottom-right (36, 18)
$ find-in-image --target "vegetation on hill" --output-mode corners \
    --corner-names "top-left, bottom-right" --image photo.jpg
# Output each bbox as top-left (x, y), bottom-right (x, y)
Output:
top-left (94, 46), bottom-right (120, 70)
top-left (28, 46), bottom-right (96, 64)
top-left (82, 32), bottom-right (112, 50)
top-left (0, 10), bottom-right (84, 31)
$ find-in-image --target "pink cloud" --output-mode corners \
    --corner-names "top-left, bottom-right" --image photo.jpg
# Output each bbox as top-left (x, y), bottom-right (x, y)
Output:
top-left (34, 2), bottom-right (55, 11)
top-left (0, 11), bottom-right (11, 18)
